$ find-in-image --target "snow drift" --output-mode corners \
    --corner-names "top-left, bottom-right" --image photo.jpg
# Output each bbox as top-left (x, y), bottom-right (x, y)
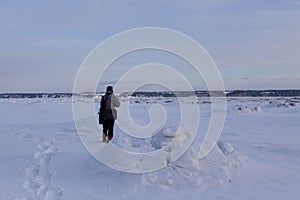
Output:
top-left (142, 141), bottom-right (248, 190)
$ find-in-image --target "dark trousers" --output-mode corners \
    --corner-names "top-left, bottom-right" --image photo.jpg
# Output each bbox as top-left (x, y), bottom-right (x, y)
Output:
top-left (103, 120), bottom-right (115, 138)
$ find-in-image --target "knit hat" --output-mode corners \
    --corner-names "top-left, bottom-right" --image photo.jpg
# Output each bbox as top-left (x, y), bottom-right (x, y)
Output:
top-left (106, 86), bottom-right (113, 93)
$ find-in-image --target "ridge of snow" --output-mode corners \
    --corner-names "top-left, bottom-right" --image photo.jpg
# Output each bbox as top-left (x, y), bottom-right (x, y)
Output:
top-left (142, 141), bottom-right (248, 191)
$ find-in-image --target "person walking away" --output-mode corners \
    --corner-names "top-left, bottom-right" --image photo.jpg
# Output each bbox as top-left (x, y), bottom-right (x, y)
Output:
top-left (99, 86), bottom-right (120, 143)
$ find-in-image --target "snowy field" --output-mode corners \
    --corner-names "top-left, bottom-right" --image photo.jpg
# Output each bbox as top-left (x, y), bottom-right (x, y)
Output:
top-left (0, 96), bottom-right (300, 200)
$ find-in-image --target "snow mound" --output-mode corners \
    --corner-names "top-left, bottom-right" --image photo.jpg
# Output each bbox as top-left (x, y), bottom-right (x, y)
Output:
top-left (161, 123), bottom-right (180, 138)
top-left (113, 123), bottom-right (181, 153)
top-left (268, 99), bottom-right (297, 108)
top-left (142, 141), bottom-right (248, 191)
top-left (234, 105), bottom-right (262, 113)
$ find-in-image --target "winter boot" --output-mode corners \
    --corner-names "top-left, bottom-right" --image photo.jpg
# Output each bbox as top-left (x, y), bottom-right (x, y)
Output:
top-left (102, 132), bottom-right (107, 143)
top-left (107, 136), bottom-right (113, 143)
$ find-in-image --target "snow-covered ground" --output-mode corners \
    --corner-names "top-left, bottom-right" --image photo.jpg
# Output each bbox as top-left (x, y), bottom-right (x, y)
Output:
top-left (0, 97), bottom-right (299, 199)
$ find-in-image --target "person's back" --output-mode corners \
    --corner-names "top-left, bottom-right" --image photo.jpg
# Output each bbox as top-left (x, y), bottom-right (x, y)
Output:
top-left (101, 92), bottom-right (120, 120)
top-left (99, 86), bottom-right (120, 143)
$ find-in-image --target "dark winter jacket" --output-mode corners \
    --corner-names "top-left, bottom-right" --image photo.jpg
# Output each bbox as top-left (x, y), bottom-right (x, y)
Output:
top-left (100, 92), bottom-right (120, 120)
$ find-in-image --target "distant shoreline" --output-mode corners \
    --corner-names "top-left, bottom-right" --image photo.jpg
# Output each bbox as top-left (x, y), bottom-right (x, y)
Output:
top-left (1, 90), bottom-right (300, 98)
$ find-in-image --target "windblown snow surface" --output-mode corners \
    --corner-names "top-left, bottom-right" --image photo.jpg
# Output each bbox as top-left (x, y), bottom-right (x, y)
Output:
top-left (0, 97), bottom-right (299, 199)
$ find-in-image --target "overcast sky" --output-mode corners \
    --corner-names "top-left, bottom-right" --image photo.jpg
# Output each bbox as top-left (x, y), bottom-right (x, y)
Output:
top-left (0, 0), bottom-right (299, 92)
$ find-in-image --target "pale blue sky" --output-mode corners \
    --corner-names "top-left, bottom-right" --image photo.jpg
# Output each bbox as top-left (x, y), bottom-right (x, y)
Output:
top-left (0, 0), bottom-right (299, 92)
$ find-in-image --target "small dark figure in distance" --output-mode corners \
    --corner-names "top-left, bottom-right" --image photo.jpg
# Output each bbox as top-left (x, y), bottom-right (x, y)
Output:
top-left (98, 86), bottom-right (120, 143)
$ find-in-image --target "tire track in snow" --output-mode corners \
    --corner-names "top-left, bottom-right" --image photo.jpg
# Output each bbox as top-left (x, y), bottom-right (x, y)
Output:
top-left (23, 138), bottom-right (63, 200)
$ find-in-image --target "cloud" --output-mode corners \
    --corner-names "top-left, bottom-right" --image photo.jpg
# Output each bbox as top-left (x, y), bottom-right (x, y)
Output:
top-left (225, 73), bottom-right (300, 89)
top-left (207, 2), bottom-right (300, 87)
